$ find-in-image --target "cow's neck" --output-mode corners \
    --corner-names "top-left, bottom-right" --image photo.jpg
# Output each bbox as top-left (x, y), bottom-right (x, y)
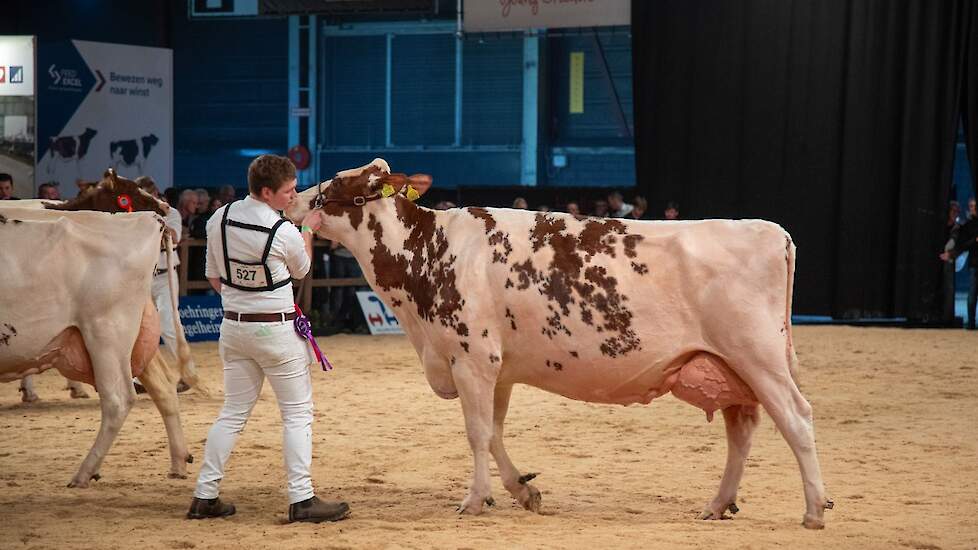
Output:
top-left (333, 197), bottom-right (443, 327)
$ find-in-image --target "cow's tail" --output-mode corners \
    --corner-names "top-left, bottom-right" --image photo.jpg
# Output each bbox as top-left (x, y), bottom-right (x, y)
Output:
top-left (784, 233), bottom-right (801, 386)
top-left (164, 230), bottom-right (208, 396)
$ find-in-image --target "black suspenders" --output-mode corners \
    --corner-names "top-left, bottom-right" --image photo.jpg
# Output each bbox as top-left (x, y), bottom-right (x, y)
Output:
top-left (219, 202), bottom-right (291, 292)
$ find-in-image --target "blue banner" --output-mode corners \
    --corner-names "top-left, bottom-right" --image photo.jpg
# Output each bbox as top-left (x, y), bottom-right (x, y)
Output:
top-left (178, 295), bottom-right (224, 342)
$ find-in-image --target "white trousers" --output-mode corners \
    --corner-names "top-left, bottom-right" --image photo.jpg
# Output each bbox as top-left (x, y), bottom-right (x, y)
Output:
top-left (151, 272), bottom-right (178, 358)
top-left (194, 318), bottom-right (315, 504)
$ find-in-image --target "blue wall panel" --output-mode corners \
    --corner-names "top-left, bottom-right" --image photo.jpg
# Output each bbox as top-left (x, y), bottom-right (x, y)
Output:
top-left (318, 150), bottom-right (520, 188)
top-left (171, 15), bottom-right (289, 188)
top-left (462, 37), bottom-right (523, 146)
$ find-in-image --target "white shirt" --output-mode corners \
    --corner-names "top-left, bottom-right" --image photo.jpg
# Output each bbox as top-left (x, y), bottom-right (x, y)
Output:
top-left (157, 207), bottom-right (183, 271)
top-left (205, 195), bottom-right (310, 314)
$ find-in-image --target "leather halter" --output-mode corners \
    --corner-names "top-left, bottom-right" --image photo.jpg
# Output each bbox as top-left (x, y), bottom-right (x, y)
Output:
top-left (310, 180), bottom-right (385, 210)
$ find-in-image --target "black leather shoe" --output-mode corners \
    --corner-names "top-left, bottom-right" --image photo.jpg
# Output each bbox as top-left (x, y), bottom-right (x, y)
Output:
top-left (187, 497), bottom-right (236, 519)
top-left (288, 496), bottom-right (349, 523)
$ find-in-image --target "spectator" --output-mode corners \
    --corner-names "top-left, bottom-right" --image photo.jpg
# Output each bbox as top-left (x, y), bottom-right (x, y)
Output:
top-left (75, 178), bottom-right (95, 195)
top-left (663, 200), bottom-right (680, 220)
top-left (194, 188), bottom-right (210, 215)
top-left (37, 182), bottom-right (61, 200)
top-left (625, 196), bottom-right (650, 220)
top-left (942, 200), bottom-right (963, 323)
top-left (0, 173), bottom-right (19, 200)
top-left (207, 197), bottom-right (223, 216)
top-left (592, 199), bottom-right (609, 217)
top-left (940, 197), bottom-right (978, 329)
top-left (538, 205), bottom-right (552, 213)
top-left (608, 191), bottom-right (634, 218)
top-left (217, 184), bottom-right (236, 205)
top-left (512, 197), bottom-right (528, 210)
top-left (565, 202), bottom-right (581, 216)
top-left (178, 189), bottom-right (199, 230)
top-left (433, 200), bottom-right (457, 210)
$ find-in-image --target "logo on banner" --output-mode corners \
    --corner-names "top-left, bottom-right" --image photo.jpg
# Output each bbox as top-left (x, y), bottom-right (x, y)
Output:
top-left (355, 291), bottom-right (404, 335)
top-left (0, 67), bottom-right (5, 83)
top-left (9, 66), bottom-right (22, 83)
top-left (47, 64), bottom-right (84, 91)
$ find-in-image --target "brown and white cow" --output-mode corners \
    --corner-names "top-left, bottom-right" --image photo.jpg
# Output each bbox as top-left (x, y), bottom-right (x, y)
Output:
top-left (0, 171), bottom-right (200, 485)
top-left (286, 159), bottom-right (833, 529)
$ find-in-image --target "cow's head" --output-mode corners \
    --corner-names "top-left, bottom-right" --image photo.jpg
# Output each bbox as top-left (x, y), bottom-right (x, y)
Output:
top-left (286, 158), bottom-right (431, 237)
top-left (46, 169), bottom-right (169, 216)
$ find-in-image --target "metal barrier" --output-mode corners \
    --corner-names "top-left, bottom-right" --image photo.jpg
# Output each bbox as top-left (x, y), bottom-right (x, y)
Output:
top-left (176, 238), bottom-right (367, 312)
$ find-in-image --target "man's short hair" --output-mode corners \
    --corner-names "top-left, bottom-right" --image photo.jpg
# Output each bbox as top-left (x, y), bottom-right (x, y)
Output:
top-left (0, 173), bottom-right (12, 184)
top-left (135, 175), bottom-right (159, 196)
top-left (247, 154), bottom-right (296, 196)
top-left (665, 201), bottom-right (680, 211)
top-left (608, 191), bottom-right (623, 201)
top-left (37, 182), bottom-right (58, 193)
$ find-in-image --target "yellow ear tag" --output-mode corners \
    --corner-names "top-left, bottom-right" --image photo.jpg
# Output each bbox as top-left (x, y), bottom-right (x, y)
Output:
top-left (406, 186), bottom-right (420, 201)
top-left (381, 183), bottom-right (396, 198)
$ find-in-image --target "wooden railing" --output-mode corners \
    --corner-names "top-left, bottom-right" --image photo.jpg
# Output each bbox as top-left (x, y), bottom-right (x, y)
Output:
top-left (176, 238), bottom-right (367, 312)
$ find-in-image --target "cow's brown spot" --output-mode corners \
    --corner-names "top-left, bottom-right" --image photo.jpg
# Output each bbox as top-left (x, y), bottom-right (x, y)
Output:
top-left (367, 199), bottom-right (466, 336)
top-left (505, 308), bottom-right (517, 331)
top-left (467, 207), bottom-right (496, 233)
top-left (570, 351), bottom-right (579, 358)
top-left (392, 298), bottom-right (403, 307)
top-left (545, 360), bottom-right (563, 372)
top-left (481, 329), bottom-right (488, 338)
top-left (622, 234), bottom-right (643, 258)
top-left (0, 323), bottom-right (17, 346)
top-left (461, 342), bottom-right (469, 353)
top-left (505, 213), bottom-right (642, 357)
top-left (489, 353), bottom-right (500, 364)
top-left (450, 356), bottom-right (457, 367)
top-left (631, 262), bottom-right (649, 275)
top-left (320, 164), bottom-right (390, 230)
top-left (489, 231), bottom-right (513, 264)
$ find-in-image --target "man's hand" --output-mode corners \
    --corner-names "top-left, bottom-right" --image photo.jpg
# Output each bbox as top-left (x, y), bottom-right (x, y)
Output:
top-left (301, 210), bottom-right (324, 233)
top-left (939, 251), bottom-right (951, 262)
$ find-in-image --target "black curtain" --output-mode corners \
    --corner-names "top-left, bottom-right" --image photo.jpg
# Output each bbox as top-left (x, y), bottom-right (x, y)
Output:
top-left (632, 0), bottom-right (977, 320)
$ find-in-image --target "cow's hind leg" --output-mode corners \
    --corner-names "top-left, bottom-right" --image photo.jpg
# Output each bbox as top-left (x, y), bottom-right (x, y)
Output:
top-left (452, 359), bottom-right (496, 515)
top-left (19, 375), bottom-right (39, 403)
top-left (489, 383), bottom-right (542, 512)
top-left (138, 351), bottom-right (193, 479)
top-left (700, 404), bottom-right (759, 520)
top-left (729, 342), bottom-right (832, 529)
top-left (68, 344), bottom-right (135, 488)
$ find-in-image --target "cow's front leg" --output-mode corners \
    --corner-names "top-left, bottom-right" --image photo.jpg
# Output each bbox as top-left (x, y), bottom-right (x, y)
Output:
top-left (453, 360), bottom-right (496, 515)
top-left (491, 383), bottom-right (542, 512)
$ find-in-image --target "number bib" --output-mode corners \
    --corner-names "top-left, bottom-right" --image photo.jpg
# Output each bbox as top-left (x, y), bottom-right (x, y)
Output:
top-left (228, 260), bottom-right (270, 289)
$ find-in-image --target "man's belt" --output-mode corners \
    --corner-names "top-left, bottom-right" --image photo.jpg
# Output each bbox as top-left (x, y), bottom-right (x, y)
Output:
top-left (224, 311), bottom-right (298, 322)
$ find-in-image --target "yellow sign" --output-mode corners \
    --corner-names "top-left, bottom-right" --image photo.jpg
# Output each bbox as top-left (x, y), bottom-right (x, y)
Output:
top-left (570, 51), bottom-right (584, 114)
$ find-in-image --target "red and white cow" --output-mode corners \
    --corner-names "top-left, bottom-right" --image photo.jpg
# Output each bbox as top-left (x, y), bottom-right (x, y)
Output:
top-left (0, 171), bottom-right (200, 485)
top-left (287, 159), bottom-right (833, 529)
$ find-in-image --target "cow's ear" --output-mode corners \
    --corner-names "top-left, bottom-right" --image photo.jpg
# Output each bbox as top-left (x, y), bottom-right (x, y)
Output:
top-left (376, 173), bottom-right (410, 197)
top-left (406, 174), bottom-right (432, 198)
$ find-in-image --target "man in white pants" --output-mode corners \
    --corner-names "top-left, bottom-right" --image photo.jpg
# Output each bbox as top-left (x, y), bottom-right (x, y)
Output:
top-left (187, 154), bottom-right (348, 523)
top-left (135, 176), bottom-right (188, 393)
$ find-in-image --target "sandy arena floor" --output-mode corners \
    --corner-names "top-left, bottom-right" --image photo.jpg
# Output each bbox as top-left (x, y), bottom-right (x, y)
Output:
top-left (1, 326), bottom-right (976, 549)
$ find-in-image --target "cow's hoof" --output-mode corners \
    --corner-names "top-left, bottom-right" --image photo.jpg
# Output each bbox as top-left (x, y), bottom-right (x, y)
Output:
top-left (186, 454), bottom-right (194, 464)
top-left (518, 484), bottom-right (542, 513)
top-left (67, 474), bottom-right (97, 488)
top-left (699, 501), bottom-right (736, 521)
top-left (19, 390), bottom-right (39, 403)
top-left (455, 494), bottom-right (487, 515)
top-left (69, 388), bottom-right (90, 399)
top-left (802, 514), bottom-right (825, 529)
top-left (168, 472), bottom-right (189, 480)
